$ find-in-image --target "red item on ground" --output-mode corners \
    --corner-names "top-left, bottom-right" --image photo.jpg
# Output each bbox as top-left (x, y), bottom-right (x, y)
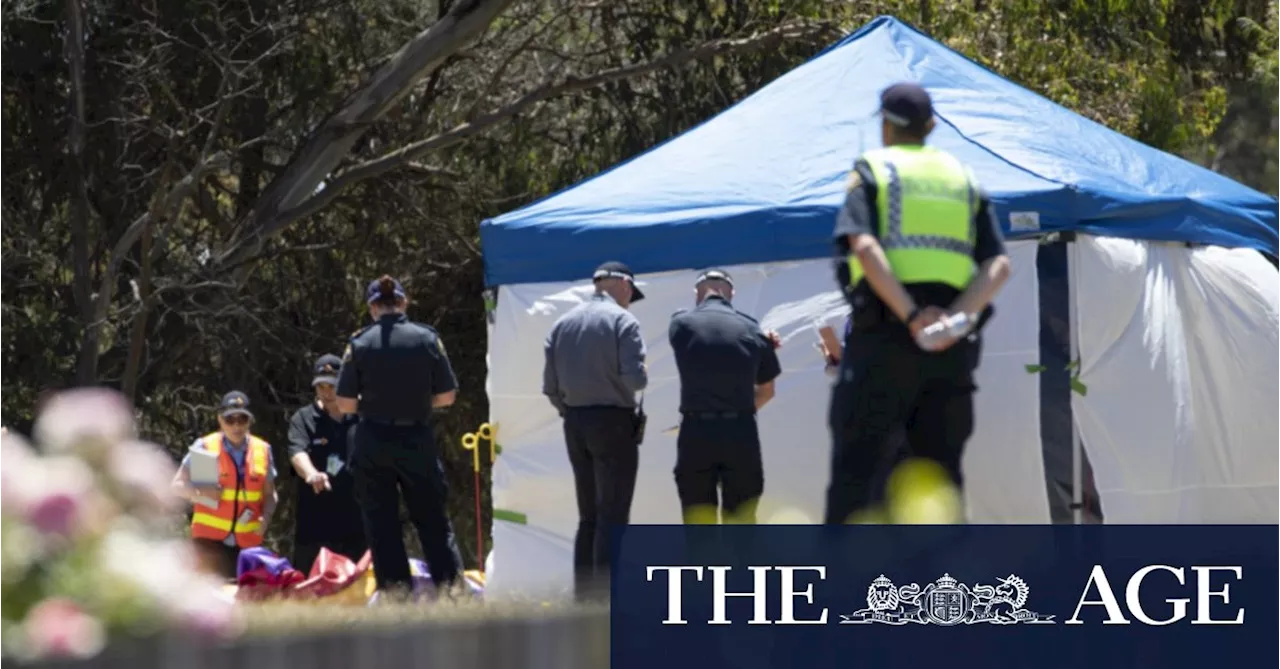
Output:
top-left (234, 567), bottom-right (306, 601)
top-left (291, 547), bottom-right (373, 599)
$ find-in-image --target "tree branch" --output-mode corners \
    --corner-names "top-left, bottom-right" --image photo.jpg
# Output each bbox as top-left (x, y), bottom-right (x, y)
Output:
top-left (214, 0), bottom-right (517, 272)
top-left (238, 21), bottom-right (838, 242)
top-left (76, 150), bottom-right (233, 382)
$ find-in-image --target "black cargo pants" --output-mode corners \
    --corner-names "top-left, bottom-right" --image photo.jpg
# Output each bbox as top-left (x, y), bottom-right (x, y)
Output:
top-left (824, 326), bottom-right (979, 524)
top-left (350, 420), bottom-right (463, 592)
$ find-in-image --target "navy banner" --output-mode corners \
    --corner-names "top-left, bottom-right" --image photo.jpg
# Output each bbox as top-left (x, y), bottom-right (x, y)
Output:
top-left (611, 525), bottom-right (1278, 669)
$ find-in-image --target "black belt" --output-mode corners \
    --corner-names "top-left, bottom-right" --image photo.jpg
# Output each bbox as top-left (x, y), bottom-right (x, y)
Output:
top-left (361, 417), bottom-right (428, 426)
top-left (681, 411), bottom-right (752, 420)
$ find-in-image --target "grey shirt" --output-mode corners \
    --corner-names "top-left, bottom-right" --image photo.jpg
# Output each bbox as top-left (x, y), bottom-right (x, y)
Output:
top-left (543, 292), bottom-right (648, 414)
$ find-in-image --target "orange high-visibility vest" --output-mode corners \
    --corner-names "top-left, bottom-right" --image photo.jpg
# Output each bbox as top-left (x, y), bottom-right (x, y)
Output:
top-left (189, 433), bottom-right (271, 548)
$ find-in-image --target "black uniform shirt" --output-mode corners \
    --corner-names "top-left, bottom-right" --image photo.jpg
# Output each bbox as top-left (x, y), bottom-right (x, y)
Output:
top-left (668, 296), bottom-right (782, 413)
top-left (286, 402), bottom-right (362, 543)
top-left (336, 313), bottom-right (458, 423)
top-left (833, 154), bottom-right (1007, 321)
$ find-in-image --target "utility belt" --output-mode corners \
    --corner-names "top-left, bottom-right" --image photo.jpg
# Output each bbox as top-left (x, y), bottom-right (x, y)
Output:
top-left (360, 416), bottom-right (430, 427)
top-left (681, 411), bottom-right (755, 421)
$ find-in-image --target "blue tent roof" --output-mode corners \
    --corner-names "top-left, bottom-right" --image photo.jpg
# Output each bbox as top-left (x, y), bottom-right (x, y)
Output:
top-left (480, 16), bottom-right (1278, 287)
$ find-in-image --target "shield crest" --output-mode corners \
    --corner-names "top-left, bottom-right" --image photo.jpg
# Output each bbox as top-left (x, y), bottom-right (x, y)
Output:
top-left (927, 589), bottom-right (967, 625)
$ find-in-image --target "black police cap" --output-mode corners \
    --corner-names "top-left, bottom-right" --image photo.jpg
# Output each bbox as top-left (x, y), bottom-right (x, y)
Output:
top-left (880, 82), bottom-right (933, 133)
top-left (592, 261), bottom-right (645, 302)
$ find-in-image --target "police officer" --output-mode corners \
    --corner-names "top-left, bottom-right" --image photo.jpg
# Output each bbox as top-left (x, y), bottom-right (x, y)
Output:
top-left (668, 269), bottom-right (782, 525)
top-left (335, 275), bottom-right (463, 596)
top-left (824, 82), bottom-right (1012, 525)
top-left (286, 354), bottom-right (367, 573)
top-left (542, 260), bottom-right (648, 600)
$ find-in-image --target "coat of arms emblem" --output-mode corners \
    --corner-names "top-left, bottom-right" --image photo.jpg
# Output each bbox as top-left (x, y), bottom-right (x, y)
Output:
top-left (840, 573), bottom-right (1056, 626)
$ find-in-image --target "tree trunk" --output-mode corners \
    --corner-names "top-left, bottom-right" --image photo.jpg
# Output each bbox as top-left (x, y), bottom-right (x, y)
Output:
top-left (65, 0), bottom-right (96, 384)
top-left (121, 224), bottom-right (154, 401)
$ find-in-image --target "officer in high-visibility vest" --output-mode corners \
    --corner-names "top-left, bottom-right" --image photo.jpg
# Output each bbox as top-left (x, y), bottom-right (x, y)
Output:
top-left (824, 82), bottom-right (1012, 524)
top-left (171, 391), bottom-right (278, 579)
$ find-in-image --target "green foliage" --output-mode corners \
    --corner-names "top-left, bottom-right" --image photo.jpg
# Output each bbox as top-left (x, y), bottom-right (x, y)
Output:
top-left (2, 0), bottom-right (1275, 572)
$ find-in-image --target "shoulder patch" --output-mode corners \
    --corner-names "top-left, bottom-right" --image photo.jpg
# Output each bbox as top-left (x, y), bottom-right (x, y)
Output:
top-left (845, 169), bottom-right (863, 192)
top-left (342, 343), bottom-right (353, 363)
top-left (436, 336), bottom-right (446, 355)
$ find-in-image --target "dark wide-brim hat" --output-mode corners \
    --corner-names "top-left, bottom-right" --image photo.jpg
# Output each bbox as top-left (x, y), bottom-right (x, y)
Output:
top-left (592, 261), bottom-right (645, 302)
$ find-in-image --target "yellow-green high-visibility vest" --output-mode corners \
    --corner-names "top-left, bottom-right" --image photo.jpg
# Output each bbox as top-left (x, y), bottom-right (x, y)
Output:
top-left (847, 145), bottom-right (978, 291)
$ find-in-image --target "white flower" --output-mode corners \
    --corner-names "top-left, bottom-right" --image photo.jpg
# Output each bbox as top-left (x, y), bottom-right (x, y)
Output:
top-left (33, 388), bottom-right (136, 462)
top-left (98, 525), bottom-right (195, 603)
top-left (1, 430), bottom-right (38, 511)
top-left (108, 440), bottom-right (182, 516)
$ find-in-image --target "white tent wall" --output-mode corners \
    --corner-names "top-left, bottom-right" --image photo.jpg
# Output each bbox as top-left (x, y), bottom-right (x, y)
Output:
top-left (1070, 235), bottom-right (1280, 523)
top-left (483, 240), bottom-right (1046, 598)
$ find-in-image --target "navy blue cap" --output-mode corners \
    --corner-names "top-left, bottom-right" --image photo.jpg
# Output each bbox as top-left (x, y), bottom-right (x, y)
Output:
top-left (366, 276), bottom-right (407, 304)
top-left (312, 354), bottom-right (342, 386)
top-left (879, 82), bottom-right (933, 132)
top-left (593, 261), bottom-right (645, 302)
top-left (219, 390), bottom-right (253, 419)
top-left (695, 268), bottom-right (734, 287)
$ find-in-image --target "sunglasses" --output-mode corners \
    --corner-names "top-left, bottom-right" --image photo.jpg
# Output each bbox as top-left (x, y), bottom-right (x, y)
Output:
top-left (221, 414), bottom-right (251, 426)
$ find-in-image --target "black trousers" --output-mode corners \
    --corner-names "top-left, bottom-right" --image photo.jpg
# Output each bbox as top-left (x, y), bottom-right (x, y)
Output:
top-left (350, 421), bottom-right (463, 592)
top-left (674, 415), bottom-right (764, 524)
top-left (563, 406), bottom-right (639, 601)
top-left (292, 535), bottom-right (368, 575)
top-left (825, 327), bottom-right (978, 525)
top-left (193, 539), bottom-right (241, 581)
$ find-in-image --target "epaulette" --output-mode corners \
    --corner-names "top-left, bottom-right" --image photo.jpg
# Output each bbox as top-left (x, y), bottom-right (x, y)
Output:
top-left (735, 310), bottom-right (759, 324)
top-left (670, 308), bottom-right (690, 319)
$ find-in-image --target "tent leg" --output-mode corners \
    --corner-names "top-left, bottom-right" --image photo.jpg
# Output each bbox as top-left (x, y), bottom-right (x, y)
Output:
top-left (1067, 239), bottom-right (1083, 526)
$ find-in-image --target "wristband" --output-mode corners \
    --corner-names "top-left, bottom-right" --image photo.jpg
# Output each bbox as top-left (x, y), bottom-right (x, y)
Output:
top-left (905, 307), bottom-right (922, 325)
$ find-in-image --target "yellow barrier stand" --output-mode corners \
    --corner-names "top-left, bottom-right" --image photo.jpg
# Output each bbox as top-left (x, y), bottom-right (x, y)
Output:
top-left (461, 423), bottom-right (499, 573)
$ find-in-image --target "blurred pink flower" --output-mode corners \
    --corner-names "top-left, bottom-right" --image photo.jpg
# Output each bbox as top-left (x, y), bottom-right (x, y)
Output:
top-left (21, 456), bottom-right (98, 540)
top-left (34, 388), bottom-right (136, 461)
top-left (167, 578), bottom-right (243, 640)
top-left (22, 598), bottom-right (106, 660)
top-left (109, 440), bottom-right (182, 514)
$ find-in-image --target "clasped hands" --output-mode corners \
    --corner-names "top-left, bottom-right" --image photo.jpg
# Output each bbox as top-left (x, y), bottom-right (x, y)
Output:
top-left (906, 305), bottom-right (969, 352)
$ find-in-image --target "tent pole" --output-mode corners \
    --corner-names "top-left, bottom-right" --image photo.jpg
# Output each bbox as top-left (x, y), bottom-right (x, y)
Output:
top-left (1067, 238), bottom-right (1084, 525)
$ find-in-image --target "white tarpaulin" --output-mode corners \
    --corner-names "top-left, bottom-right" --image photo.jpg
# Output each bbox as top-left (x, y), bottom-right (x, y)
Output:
top-left (1070, 236), bottom-right (1279, 522)
top-left (482, 237), bottom-right (1278, 598)
top-left (484, 241), bottom-right (1047, 598)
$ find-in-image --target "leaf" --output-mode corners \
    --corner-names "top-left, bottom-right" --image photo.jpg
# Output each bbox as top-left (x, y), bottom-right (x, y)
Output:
top-left (1064, 359), bottom-right (1080, 372)
top-left (1025, 364), bottom-right (1048, 374)
top-left (493, 508), bottom-right (527, 525)
top-left (1070, 377), bottom-right (1089, 396)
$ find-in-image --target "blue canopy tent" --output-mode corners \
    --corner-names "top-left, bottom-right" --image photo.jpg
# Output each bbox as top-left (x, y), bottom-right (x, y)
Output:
top-left (478, 16), bottom-right (1279, 534)
top-left (480, 16), bottom-right (1277, 287)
